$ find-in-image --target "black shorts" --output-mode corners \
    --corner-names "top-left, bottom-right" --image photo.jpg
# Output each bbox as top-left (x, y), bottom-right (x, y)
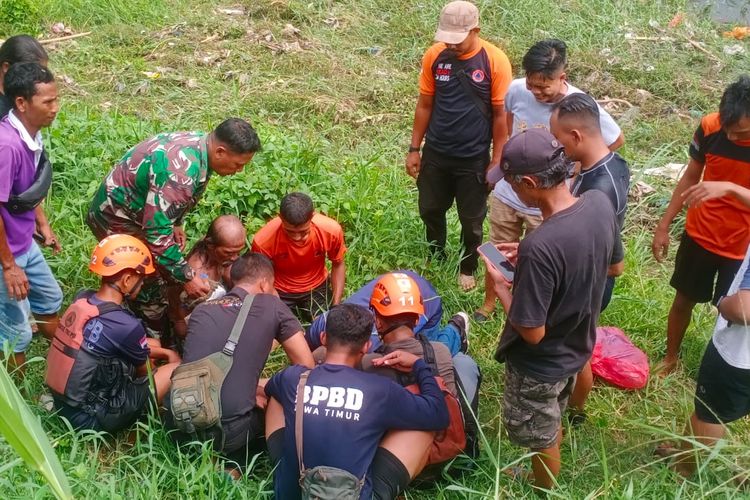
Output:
top-left (279, 279), bottom-right (331, 323)
top-left (670, 232), bottom-right (742, 304)
top-left (695, 341), bottom-right (750, 424)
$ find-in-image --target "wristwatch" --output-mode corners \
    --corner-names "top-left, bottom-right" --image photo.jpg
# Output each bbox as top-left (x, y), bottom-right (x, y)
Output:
top-left (182, 264), bottom-right (195, 281)
top-left (408, 146), bottom-right (420, 153)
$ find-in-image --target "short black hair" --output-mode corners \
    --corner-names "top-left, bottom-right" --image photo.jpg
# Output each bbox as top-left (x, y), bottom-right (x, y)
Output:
top-left (522, 39), bottom-right (567, 79)
top-left (325, 304), bottom-right (374, 353)
top-left (0, 35), bottom-right (48, 66)
top-left (280, 192), bottom-right (314, 225)
top-left (506, 150), bottom-right (571, 189)
top-left (553, 92), bottom-right (601, 132)
top-left (719, 75), bottom-right (750, 128)
top-left (4, 62), bottom-right (54, 110)
top-left (230, 252), bottom-right (274, 285)
top-left (214, 118), bottom-right (261, 154)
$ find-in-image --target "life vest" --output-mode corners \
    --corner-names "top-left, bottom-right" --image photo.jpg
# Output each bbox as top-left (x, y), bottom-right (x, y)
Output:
top-left (45, 291), bottom-right (123, 406)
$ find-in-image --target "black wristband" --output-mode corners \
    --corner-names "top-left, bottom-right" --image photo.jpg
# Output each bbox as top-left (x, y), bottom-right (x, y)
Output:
top-left (408, 146), bottom-right (420, 153)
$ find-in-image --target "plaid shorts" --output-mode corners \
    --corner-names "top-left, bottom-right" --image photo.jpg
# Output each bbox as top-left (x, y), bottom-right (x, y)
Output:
top-left (502, 362), bottom-right (575, 449)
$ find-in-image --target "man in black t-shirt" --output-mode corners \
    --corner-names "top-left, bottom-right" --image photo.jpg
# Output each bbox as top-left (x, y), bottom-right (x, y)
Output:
top-left (483, 128), bottom-right (617, 489)
top-left (550, 92), bottom-right (631, 421)
top-left (164, 252), bottom-right (314, 476)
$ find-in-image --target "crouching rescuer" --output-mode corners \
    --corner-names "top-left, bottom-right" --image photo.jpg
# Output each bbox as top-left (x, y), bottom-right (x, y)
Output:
top-left (45, 235), bottom-right (180, 432)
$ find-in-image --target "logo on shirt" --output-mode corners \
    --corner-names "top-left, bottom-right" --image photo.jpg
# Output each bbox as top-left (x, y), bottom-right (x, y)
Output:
top-left (298, 384), bottom-right (363, 421)
top-left (87, 319), bottom-right (104, 343)
top-left (139, 335), bottom-right (149, 350)
top-left (435, 63), bottom-right (452, 82)
top-left (471, 69), bottom-right (485, 83)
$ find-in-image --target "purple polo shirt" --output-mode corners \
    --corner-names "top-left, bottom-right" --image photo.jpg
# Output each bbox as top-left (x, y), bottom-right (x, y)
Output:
top-left (0, 116), bottom-right (39, 256)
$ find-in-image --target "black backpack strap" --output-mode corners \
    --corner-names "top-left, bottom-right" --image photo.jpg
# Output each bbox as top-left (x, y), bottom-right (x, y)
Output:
top-left (435, 49), bottom-right (492, 123)
top-left (222, 294), bottom-right (255, 357)
top-left (416, 333), bottom-right (439, 375)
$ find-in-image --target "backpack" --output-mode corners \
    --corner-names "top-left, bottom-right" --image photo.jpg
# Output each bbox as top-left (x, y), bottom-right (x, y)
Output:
top-left (169, 294), bottom-right (254, 444)
top-left (393, 336), bottom-right (467, 465)
top-left (295, 370), bottom-right (365, 500)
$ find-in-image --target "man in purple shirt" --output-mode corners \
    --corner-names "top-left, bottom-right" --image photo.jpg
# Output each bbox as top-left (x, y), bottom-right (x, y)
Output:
top-left (0, 62), bottom-right (62, 374)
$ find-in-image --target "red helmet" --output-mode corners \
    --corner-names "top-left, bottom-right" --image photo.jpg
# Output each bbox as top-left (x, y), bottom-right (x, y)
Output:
top-left (369, 272), bottom-right (424, 318)
top-left (89, 235), bottom-right (155, 277)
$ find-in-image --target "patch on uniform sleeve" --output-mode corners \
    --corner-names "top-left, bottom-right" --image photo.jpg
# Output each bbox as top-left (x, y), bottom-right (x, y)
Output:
top-left (471, 69), bottom-right (485, 83)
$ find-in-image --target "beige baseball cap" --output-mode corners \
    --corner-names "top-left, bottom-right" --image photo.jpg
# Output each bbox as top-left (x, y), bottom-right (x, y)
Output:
top-left (434, 1), bottom-right (479, 45)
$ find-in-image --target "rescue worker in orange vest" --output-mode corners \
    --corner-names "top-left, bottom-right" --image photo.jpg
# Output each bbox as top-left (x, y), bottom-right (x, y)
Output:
top-left (46, 235), bottom-right (180, 432)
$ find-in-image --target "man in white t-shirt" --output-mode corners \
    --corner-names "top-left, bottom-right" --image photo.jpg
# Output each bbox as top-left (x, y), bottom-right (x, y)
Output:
top-left (475, 39), bottom-right (624, 322)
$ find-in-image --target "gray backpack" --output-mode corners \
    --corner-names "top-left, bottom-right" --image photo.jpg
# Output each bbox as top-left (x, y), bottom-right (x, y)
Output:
top-left (169, 294), bottom-right (254, 444)
top-left (295, 370), bottom-right (365, 499)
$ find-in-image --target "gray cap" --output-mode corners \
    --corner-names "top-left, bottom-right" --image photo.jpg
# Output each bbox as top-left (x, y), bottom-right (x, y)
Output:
top-left (501, 128), bottom-right (566, 175)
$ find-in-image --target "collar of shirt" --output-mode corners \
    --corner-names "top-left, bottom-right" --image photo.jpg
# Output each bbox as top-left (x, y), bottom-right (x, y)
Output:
top-left (8, 110), bottom-right (43, 165)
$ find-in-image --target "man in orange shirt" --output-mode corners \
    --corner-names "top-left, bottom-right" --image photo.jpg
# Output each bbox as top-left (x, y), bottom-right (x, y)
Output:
top-left (652, 75), bottom-right (750, 374)
top-left (251, 192), bottom-right (346, 322)
top-left (405, 1), bottom-right (512, 291)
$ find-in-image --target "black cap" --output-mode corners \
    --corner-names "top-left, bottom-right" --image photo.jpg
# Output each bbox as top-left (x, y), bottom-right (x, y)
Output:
top-left (501, 128), bottom-right (566, 175)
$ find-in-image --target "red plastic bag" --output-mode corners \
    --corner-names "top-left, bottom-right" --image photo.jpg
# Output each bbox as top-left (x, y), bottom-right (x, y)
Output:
top-left (590, 326), bottom-right (649, 390)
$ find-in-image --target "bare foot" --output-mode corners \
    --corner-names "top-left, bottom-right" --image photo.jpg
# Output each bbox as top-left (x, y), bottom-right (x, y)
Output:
top-left (459, 274), bottom-right (476, 292)
top-left (654, 358), bottom-right (679, 377)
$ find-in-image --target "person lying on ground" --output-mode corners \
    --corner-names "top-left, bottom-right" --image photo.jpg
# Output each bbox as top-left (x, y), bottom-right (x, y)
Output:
top-left (86, 118), bottom-right (260, 345)
top-left (306, 269), bottom-right (468, 356)
top-left (485, 128), bottom-right (617, 489)
top-left (46, 235), bottom-right (180, 433)
top-left (164, 252), bottom-right (314, 477)
top-left (477, 38), bottom-right (623, 323)
top-left (252, 191), bottom-right (346, 323)
top-left (549, 92), bottom-right (630, 424)
top-left (168, 214), bottom-right (247, 338)
top-left (362, 272), bottom-right (482, 460)
top-left (0, 62), bottom-right (62, 376)
top-left (264, 303), bottom-right (449, 499)
top-left (651, 74), bottom-right (750, 375)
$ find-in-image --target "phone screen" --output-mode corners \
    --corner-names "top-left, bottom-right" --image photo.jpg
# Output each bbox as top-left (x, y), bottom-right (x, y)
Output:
top-left (478, 242), bottom-right (515, 281)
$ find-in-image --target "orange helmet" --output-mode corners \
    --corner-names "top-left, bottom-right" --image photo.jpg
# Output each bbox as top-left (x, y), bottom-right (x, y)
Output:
top-left (89, 235), bottom-right (156, 277)
top-left (369, 272), bottom-right (424, 318)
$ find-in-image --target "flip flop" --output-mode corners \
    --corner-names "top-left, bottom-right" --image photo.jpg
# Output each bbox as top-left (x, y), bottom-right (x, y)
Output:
top-left (472, 309), bottom-right (490, 322)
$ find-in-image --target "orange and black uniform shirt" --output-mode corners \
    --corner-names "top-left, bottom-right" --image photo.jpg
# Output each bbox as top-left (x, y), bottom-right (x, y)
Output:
top-left (686, 112), bottom-right (750, 260)
top-left (419, 39), bottom-right (512, 158)
top-left (251, 213), bottom-right (347, 294)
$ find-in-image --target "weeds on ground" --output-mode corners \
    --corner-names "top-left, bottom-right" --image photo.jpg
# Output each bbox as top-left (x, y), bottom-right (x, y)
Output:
top-left (1, 0), bottom-right (750, 498)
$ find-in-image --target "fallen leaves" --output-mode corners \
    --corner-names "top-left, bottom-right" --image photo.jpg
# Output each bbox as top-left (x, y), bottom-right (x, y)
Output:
top-left (723, 26), bottom-right (750, 40)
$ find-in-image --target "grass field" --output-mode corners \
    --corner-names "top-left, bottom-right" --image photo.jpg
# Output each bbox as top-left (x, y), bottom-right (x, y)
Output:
top-left (2, 0), bottom-right (750, 497)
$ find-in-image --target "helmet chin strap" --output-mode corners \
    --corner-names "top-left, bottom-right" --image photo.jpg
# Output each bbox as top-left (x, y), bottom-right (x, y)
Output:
top-left (106, 275), bottom-right (145, 299)
top-left (379, 321), bottom-right (413, 338)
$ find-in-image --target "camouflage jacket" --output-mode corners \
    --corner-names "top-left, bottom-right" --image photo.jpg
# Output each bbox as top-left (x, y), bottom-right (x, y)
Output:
top-left (87, 132), bottom-right (210, 282)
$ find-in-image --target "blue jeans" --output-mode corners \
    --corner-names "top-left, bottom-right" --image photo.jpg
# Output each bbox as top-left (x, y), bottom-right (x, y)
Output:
top-left (0, 243), bottom-right (62, 352)
top-left (420, 323), bottom-right (461, 356)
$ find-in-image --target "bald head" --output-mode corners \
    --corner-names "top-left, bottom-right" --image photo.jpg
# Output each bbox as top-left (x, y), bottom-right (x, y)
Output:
top-left (209, 215), bottom-right (246, 247)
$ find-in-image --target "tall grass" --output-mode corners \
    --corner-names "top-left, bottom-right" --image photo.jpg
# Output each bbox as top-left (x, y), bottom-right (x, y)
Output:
top-left (1, 0), bottom-right (749, 497)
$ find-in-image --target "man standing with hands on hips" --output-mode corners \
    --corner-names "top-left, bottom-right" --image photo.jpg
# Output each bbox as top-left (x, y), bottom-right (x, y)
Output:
top-left (406, 1), bottom-right (512, 291)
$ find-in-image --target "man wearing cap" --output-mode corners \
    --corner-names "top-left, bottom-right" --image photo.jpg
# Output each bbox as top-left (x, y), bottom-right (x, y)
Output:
top-left (482, 128), bottom-right (617, 488)
top-left (406, 1), bottom-right (512, 291)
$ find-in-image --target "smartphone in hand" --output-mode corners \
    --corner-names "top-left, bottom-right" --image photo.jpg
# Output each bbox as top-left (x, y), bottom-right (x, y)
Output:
top-left (478, 242), bottom-right (515, 282)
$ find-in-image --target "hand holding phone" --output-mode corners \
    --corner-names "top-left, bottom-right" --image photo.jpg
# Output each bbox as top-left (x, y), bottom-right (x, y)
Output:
top-left (478, 242), bottom-right (515, 282)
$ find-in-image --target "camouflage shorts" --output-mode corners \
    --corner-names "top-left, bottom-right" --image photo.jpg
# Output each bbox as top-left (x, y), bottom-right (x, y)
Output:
top-left (502, 362), bottom-right (575, 449)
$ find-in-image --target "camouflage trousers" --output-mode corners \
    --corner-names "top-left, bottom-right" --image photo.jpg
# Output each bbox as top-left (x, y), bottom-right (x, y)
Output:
top-left (502, 361), bottom-right (575, 450)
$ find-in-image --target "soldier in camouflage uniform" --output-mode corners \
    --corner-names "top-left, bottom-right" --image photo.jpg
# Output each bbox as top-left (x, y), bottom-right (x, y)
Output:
top-left (86, 118), bottom-right (260, 339)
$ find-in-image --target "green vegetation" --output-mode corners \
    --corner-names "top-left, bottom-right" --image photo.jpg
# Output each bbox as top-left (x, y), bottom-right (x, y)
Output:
top-left (2, 0), bottom-right (749, 497)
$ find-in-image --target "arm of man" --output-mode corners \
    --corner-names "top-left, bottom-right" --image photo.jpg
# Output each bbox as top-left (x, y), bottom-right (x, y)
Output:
top-left (489, 104), bottom-right (509, 170)
top-left (372, 353), bottom-right (449, 431)
top-left (34, 204), bottom-right (61, 253)
top-left (0, 211), bottom-right (27, 300)
top-left (608, 132), bottom-right (625, 152)
top-left (682, 181), bottom-right (750, 209)
top-left (718, 290), bottom-right (750, 325)
top-left (405, 93), bottom-right (434, 179)
top-left (280, 331), bottom-right (315, 368)
top-left (330, 260), bottom-right (345, 305)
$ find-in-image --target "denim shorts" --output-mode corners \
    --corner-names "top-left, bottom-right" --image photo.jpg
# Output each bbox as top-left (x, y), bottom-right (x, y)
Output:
top-left (0, 243), bottom-right (62, 353)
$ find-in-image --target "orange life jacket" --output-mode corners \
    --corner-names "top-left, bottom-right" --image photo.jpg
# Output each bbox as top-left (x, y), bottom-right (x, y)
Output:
top-left (45, 291), bottom-right (122, 406)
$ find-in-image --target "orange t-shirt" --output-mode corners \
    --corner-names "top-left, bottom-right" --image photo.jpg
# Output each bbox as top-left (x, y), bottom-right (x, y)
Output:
top-left (251, 213), bottom-right (347, 293)
top-left (685, 113), bottom-right (750, 260)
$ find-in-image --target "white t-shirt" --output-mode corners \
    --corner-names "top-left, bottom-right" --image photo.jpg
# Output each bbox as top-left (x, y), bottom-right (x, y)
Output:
top-left (712, 246), bottom-right (750, 369)
top-left (492, 78), bottom-right (623, 215)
